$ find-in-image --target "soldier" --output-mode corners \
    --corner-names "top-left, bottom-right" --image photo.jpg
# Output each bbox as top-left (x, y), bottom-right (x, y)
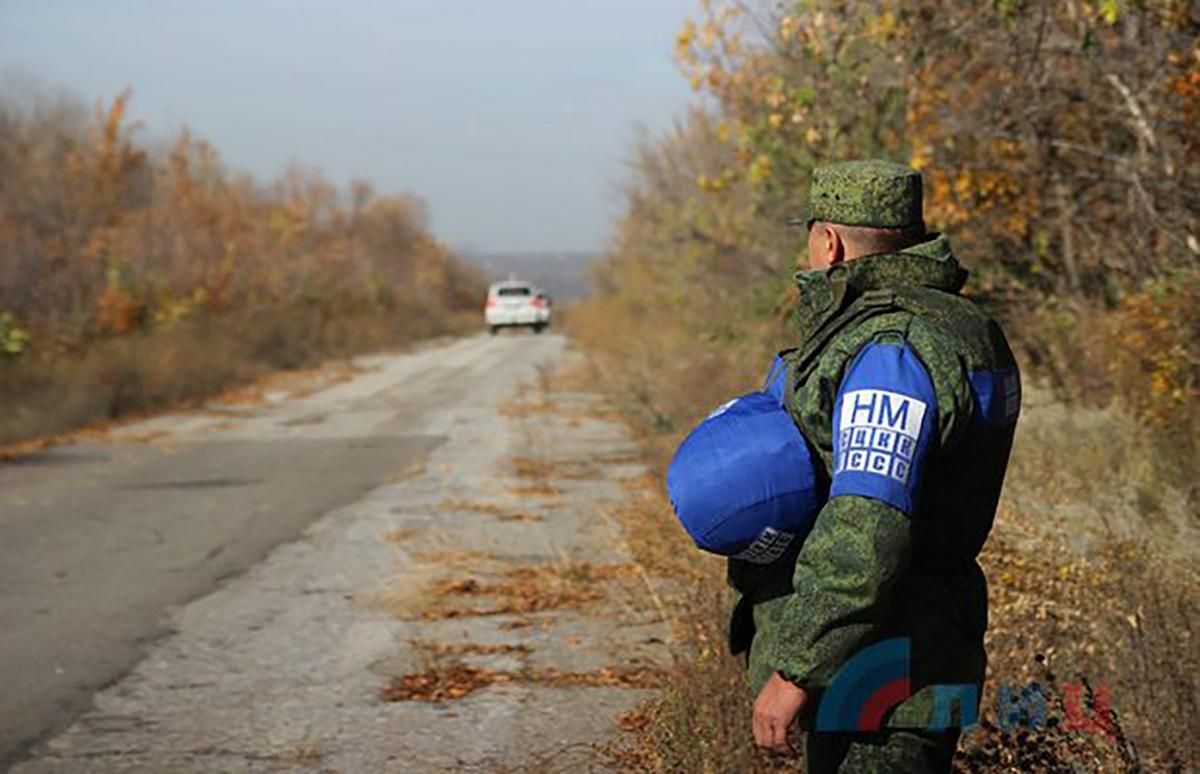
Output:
top-left (743, 160), bottom-right (1022, 771)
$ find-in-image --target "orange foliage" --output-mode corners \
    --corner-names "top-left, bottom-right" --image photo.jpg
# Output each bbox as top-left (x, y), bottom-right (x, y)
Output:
top-left (0, 88), bottom-right (483, 354)
top-left (1106, 275), bottom-right (1199, 428)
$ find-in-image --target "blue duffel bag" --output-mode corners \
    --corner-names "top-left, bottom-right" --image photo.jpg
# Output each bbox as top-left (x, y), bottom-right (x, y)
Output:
top-left (666, 356), bottom-right (825, 564)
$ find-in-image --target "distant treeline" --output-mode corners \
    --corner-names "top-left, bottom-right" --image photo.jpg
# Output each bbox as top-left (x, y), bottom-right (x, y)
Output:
top-left (0, 87), bottom-right (485, 442)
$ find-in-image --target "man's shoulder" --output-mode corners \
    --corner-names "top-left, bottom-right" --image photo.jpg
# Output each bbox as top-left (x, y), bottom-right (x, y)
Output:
top-left (902, 287), bottom-right (1016, 373)
top-left (813, 287), bottom-right (1011, 380)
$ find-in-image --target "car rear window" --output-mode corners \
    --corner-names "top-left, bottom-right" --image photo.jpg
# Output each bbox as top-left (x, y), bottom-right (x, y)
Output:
top-left (497, 286), bottom-right (532, 297)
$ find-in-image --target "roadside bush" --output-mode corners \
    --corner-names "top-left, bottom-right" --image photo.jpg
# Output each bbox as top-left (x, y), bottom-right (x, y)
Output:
top-left (0, 300), bottom-right (476, 446)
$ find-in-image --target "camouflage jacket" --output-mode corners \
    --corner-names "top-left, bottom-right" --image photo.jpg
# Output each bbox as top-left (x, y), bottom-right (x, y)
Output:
top-left (742, 234), bottom-right (1021, 729)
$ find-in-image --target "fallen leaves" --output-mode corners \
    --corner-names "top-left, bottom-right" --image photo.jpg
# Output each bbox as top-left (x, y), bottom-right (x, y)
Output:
top-left (380, 664), bottom-right (511, 702)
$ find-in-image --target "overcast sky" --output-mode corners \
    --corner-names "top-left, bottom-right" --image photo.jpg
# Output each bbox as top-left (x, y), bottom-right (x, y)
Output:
top-left (0, 0), bottom-right (698, 252)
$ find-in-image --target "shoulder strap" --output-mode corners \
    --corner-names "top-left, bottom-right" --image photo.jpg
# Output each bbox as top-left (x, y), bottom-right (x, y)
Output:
top-left (783, 288), bottom-right (899, 393)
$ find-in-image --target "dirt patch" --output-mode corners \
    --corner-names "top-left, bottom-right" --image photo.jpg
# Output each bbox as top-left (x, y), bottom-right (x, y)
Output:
top-left (509, 456), bottom-right (598, 481)
top-left (380, 562), bottom-right (642, 621)
top-left (379, 664), bottom-right (666, 703)
top-left (441, 498), bottom-right (543, 523)
top-left (409, 640), bottom-right (533, 658)
top-left (497, 375), bottom-right (558, 419)
top-left (383, 528), bottom-right (421, 545)
top-left (408, 548), bottom-right (497, 568)
top-left (388, 459), bottom-right (428, 482)
top-left (507, 482), bottom-right (561, 499)
top-left (497, 398), bottom-right (559, 419)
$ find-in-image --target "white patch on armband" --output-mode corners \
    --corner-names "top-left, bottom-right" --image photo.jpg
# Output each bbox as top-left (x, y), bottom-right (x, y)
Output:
top-left (835, 388), bottom-right (928, 485)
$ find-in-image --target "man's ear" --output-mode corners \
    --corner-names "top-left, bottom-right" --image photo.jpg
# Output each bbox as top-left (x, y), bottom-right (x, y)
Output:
top-left (824, 225), bottom-right (845, 266)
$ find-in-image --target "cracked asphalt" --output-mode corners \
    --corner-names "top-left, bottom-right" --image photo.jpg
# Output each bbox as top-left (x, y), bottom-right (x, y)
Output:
top-left (1, 333), bottom-right (669, 772)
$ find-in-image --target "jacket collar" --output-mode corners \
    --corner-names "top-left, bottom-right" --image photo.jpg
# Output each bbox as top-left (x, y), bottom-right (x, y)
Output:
top-left (793, 233), bottom-right (967, 338)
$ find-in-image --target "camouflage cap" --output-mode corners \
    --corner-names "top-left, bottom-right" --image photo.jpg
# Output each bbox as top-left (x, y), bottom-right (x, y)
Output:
top-left (792, 159), bottom-right (924, 230)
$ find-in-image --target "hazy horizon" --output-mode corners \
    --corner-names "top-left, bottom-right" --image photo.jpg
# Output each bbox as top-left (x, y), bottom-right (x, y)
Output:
top-left (0, 1), bottom-right (699, 253)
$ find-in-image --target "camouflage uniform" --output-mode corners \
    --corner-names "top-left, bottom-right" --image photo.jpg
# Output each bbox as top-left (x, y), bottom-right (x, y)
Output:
top-left (735, 161), bottom-right (1021, 772)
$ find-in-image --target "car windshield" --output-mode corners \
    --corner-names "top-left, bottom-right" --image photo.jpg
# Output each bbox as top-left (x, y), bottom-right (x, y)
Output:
top-left (497, 286), bottom-right (532, 297)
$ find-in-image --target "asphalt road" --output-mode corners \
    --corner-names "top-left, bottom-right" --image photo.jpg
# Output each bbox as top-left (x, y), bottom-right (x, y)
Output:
top-left (2, 332), bottom-right (668, 772)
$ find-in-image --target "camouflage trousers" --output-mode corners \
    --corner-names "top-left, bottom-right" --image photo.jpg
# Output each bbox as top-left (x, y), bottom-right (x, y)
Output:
top-left (803, 728), bottom-right (959, 773)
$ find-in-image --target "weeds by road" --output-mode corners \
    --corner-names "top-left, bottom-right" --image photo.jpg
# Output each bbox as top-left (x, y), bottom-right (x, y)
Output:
top-left (566, 329), bottom-right (1199, 771)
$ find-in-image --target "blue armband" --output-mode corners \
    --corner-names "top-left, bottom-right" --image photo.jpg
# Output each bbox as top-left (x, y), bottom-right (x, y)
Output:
top-left (831, 341), bottom-right (937, 516)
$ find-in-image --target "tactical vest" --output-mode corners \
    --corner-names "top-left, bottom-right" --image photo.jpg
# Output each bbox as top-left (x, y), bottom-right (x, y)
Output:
top-left (729, 248), bottom-right (1016, 659)
top-left (728, 287), bottom-right (921, 649)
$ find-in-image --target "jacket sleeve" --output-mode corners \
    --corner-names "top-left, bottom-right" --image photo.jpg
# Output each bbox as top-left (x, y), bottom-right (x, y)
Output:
top-left (768, 331), bottom-right (970, 687)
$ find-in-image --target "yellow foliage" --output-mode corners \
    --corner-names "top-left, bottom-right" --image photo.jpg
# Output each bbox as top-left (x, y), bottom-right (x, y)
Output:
top-left (0, 312), bottom-right (30, 357)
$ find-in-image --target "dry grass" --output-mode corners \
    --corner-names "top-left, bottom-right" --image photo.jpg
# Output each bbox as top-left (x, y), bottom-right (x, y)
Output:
top-left (0, 306), bottom-right (478, 450)
top-left (497, 376), bottom-right (559, 419)
top-left (380, 664), bottom-right (514, 702)
top-left (566, 316), bottom-right (1199, 771)
top-left (598, 476), bottom-right (771, 773)
top-left (598, 420), bottom-right (1199, 773)
top-left (213, 359), bottom-right (363, 406)
top-left (498, 364), bottom-right (625, 426)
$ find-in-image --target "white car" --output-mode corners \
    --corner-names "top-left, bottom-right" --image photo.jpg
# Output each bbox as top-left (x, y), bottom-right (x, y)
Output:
top-left (484, 280), bottom-right (551, 334)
